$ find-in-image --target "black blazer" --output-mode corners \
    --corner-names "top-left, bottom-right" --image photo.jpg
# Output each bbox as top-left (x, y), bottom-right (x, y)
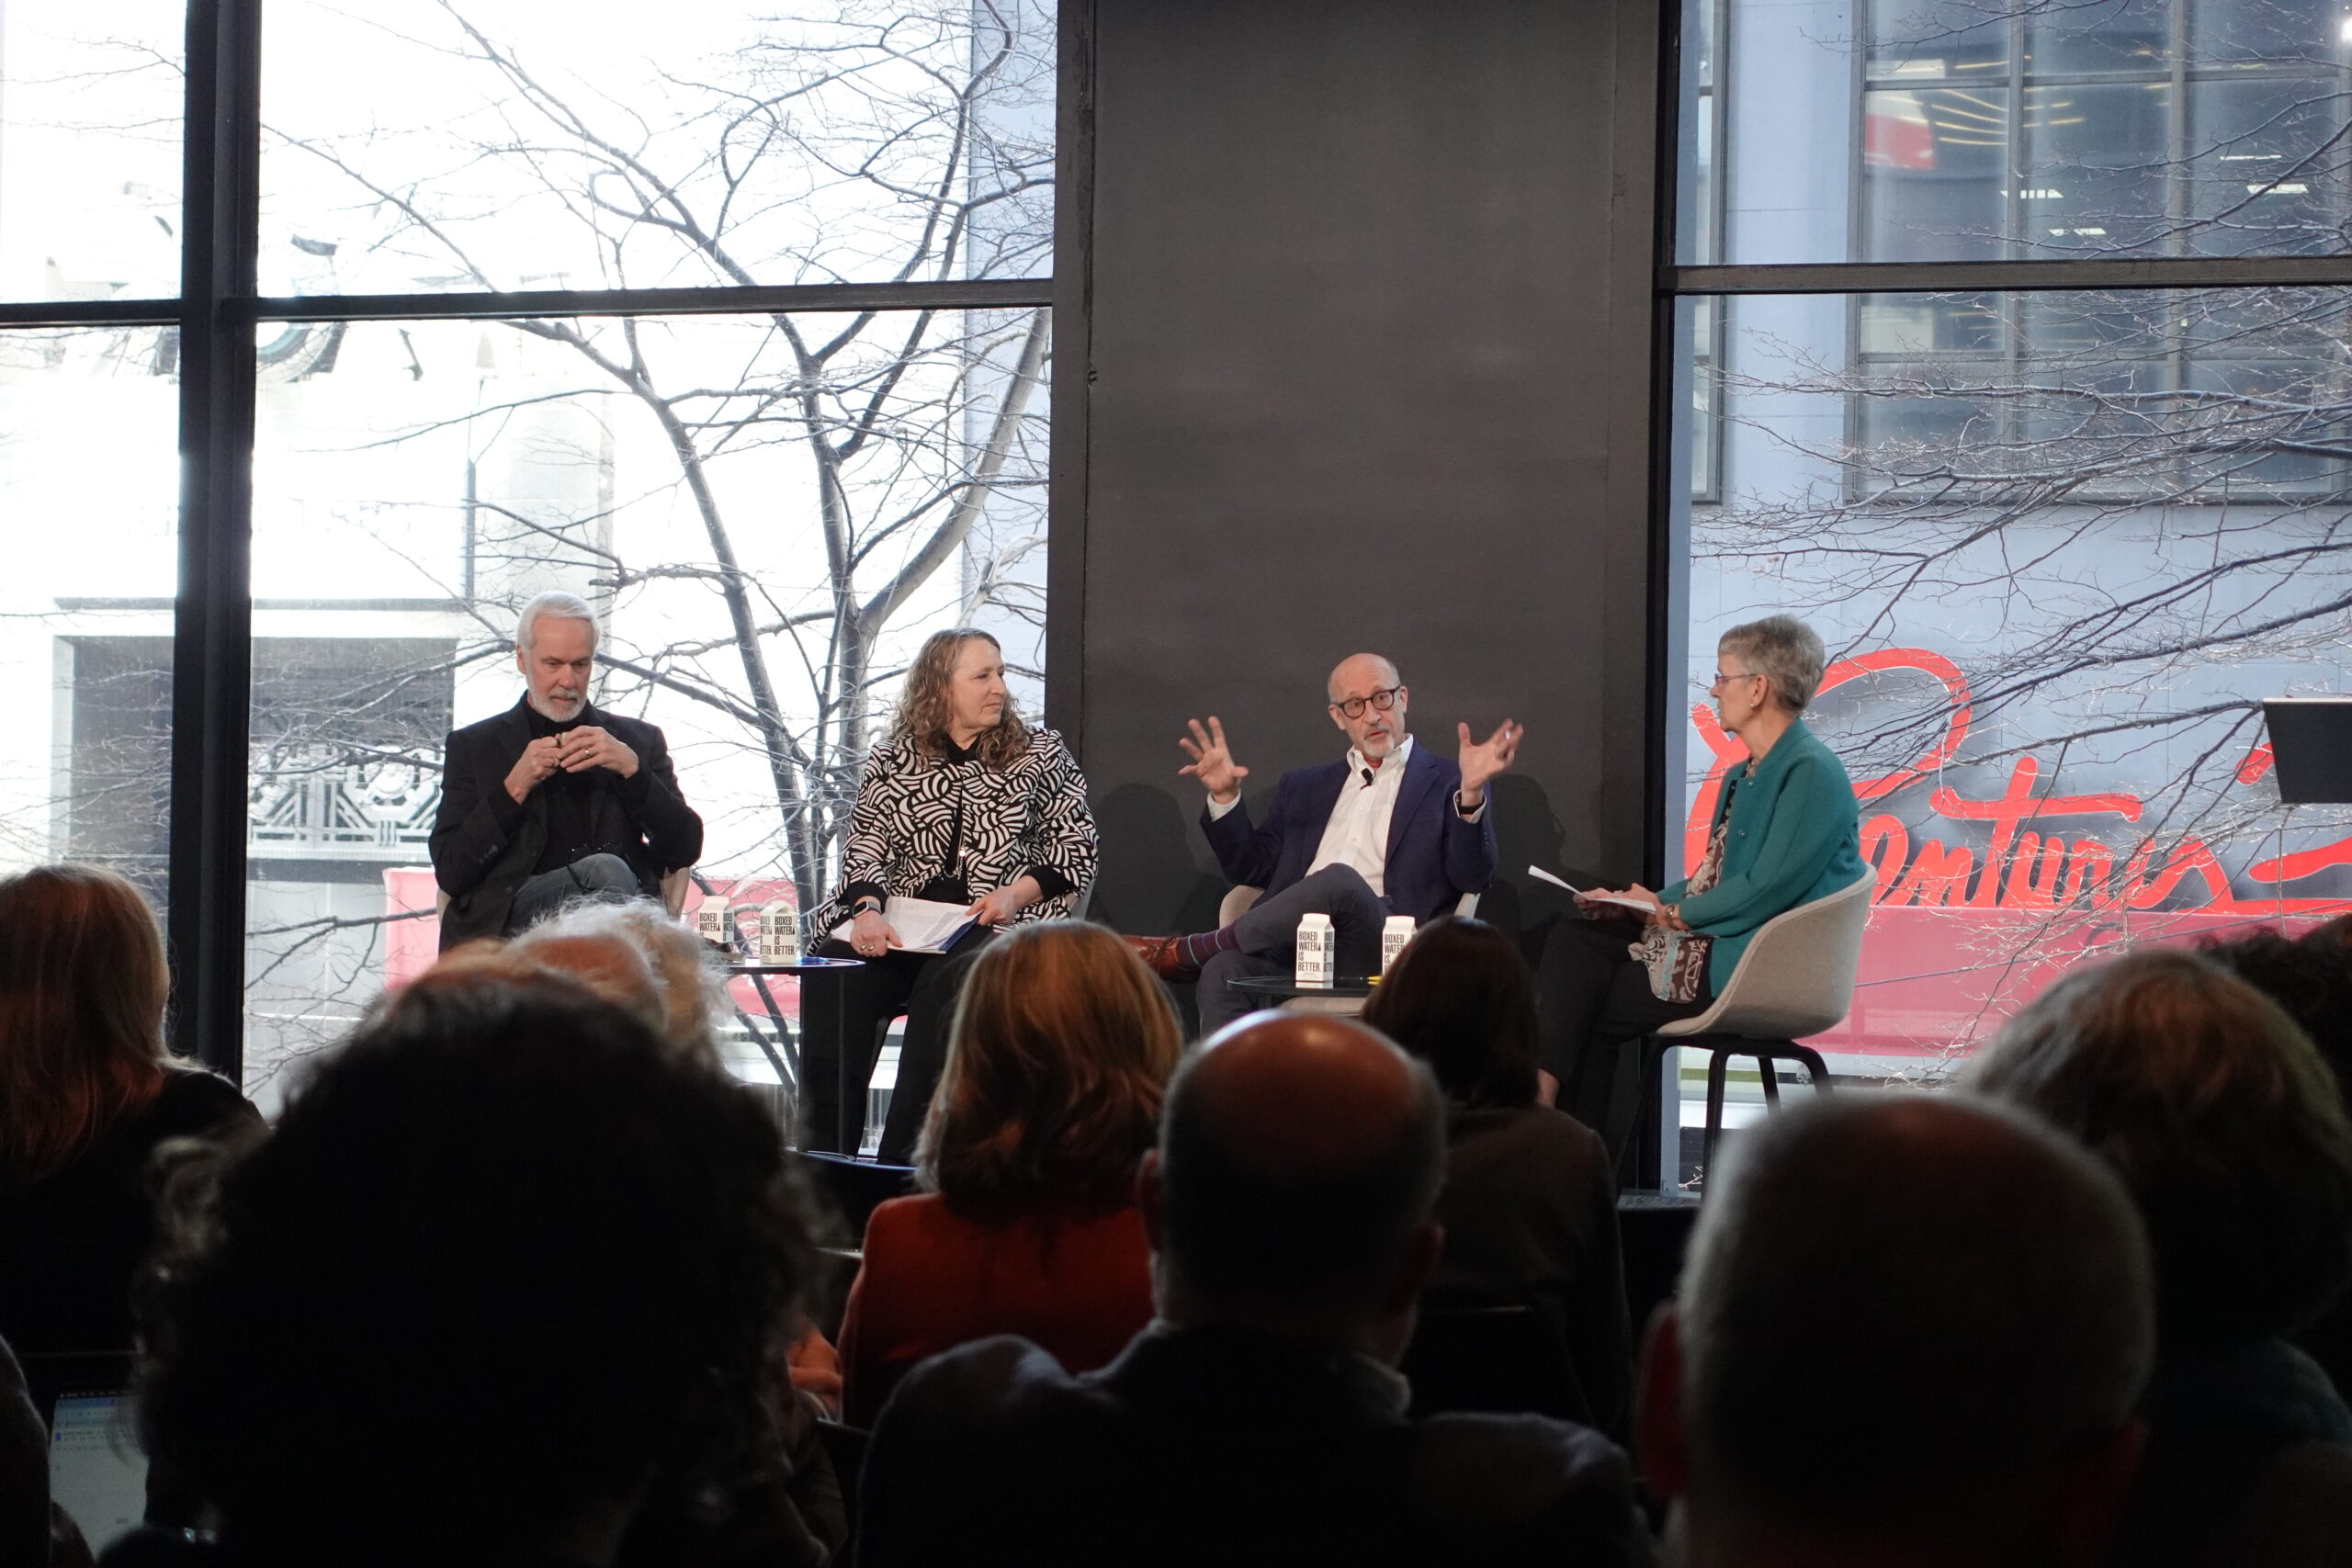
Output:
top-left (430, 698), bottom-right (703, 948)
top-left (858, 1327), bottom-right (1652, 1568)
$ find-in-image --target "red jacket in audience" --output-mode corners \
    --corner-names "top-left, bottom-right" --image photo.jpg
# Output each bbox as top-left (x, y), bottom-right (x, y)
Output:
top-left (838, 1193), bottom-right (1153, 1427)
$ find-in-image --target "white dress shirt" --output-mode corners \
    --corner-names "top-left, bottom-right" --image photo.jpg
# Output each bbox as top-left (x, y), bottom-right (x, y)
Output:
top-left (1303, 736), bottom-right (1417, 897)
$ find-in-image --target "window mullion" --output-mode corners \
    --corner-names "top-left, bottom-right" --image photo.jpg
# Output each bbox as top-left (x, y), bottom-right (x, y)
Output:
top-left (167, 0), bottom-right (262, 1076)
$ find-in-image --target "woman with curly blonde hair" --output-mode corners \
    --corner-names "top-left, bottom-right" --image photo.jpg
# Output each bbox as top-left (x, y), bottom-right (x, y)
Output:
top-left (837, 921), bottom-right (1175, 1424)
top-left (802, 628), bottom-right (1098, 1161)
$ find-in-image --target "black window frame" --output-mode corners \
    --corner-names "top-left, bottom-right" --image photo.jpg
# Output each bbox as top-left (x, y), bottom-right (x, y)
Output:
top-left (1650, 0), bottom-right (2352, 1184)
top-left (0, 1), bottom-right (1060, 1077)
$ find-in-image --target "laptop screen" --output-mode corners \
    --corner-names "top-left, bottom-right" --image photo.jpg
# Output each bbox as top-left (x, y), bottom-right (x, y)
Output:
top-left (48, 1392), bottom-right (149, 1551)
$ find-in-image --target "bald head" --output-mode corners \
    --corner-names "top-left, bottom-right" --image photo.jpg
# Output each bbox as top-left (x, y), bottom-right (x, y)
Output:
top-left (1157, 1014), bottom-right (1444, 1319)
top-left (1669, 1093), bottom-right (2153, 1540)
top-left (1327, 652), bottom-right (1401, 705)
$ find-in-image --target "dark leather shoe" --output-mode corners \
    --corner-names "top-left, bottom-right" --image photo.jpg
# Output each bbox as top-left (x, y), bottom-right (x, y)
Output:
top-left (1125, 933), bottom-right (1202, 983)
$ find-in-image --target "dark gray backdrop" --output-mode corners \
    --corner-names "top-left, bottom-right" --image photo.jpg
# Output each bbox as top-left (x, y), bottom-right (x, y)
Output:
top-left (1047, 0), bottom-right (1672, 942)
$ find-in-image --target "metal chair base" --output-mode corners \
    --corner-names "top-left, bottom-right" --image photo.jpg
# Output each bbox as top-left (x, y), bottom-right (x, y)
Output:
top-left (1609, 1034), bottom-right (1834, 1190)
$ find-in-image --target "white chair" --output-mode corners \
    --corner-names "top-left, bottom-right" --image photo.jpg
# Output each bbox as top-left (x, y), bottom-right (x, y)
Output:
top-left (1607, 867), bottom-right (1876, 1184)
top-left (1216, 885), bottom-right (1481, 1017)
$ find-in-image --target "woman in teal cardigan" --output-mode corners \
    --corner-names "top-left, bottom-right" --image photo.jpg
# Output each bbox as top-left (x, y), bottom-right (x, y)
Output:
top-left (1537, 615), bottom-right (1863, 1125)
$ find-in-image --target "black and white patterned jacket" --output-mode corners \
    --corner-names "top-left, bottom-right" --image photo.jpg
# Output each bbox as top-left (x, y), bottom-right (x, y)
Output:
top-left (815, 728), bottom-right (1097, 936)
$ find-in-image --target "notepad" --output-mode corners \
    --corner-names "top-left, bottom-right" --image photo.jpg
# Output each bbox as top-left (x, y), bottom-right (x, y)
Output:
top-left (831, 895), bottom-right (977, 954)
top-left (1527, 864), bottom-right (1660, 914)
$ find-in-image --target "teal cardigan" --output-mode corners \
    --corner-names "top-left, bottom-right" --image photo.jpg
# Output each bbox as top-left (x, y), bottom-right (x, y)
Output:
top-left (1658, 717), bottom-right (1864, 995)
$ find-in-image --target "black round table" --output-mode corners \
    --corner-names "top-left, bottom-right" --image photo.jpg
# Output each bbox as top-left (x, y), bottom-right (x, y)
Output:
top-left (727, 956), bottom-right (865, 1151)
top-left (1224, 973), bottom-right (1378, 1004)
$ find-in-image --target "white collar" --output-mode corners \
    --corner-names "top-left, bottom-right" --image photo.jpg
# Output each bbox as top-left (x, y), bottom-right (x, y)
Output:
top-left (1346, 733), bottom-right (1413, 778)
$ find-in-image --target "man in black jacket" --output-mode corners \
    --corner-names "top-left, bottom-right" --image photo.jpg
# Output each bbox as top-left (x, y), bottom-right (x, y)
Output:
top-left (431, 592), bottom-right (703, 949)
top-left (857, 1014), bottom-right (1651, 1568)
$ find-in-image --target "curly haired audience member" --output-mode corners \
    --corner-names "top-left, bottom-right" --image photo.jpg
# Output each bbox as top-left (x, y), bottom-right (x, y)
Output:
top-left (1973, 950), bottom-right (2352, 1567)
top-left (477, 897), bottom-right (730, 1061)
top-left (0, 864), bottom-right (261, 1357)
top-left (108, 976), bottom-right (825, 1568)
top-left (1362, 915), bottom-right (1632, 1433)
top-left (837, 920), bottom-right (1176, 1426)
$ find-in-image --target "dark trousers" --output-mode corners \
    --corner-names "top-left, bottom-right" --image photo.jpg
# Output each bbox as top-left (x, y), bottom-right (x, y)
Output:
top-left (1195, 864), bottom-right (1391, 1033)
top-left (1535, 917), bottom-right (1710, 1130)
top-left (799, 925), bottom-right (995, 1161)
top-left (502, 852), bottom-right (642, 935)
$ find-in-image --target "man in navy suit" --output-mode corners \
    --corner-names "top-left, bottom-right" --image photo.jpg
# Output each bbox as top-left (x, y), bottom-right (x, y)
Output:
top-left (1130, 652), bottom-right (1521, 1032)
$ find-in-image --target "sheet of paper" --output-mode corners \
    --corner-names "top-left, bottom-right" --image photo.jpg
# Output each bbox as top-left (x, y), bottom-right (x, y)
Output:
top-left (1526, 864), bottom-right (1660, 914)
top-left (831, 895), bottom-right (977, 955)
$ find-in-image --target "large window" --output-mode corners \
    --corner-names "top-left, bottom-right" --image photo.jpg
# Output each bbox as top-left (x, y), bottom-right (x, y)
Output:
top-left (1, 1), bottom-right (1055, 1095)
top-left (1673, 0), bottom-right (2352, 1179)
top-left (0, 336), bottom-right (179, 890)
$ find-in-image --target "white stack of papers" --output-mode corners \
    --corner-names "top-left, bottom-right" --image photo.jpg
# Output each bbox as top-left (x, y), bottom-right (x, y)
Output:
top-left (830, 895), bottom-right (977, 954)
top-left (1527, 865), bottom-right (1660, 915)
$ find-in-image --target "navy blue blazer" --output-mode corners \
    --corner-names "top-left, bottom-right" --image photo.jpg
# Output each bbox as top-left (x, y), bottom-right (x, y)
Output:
top-left (1200, 740), bottom-right (1498, 921)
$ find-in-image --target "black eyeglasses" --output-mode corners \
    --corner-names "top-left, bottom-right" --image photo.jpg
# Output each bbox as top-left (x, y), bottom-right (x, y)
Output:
top-left (1331, 686), bottom-right (1403, 719)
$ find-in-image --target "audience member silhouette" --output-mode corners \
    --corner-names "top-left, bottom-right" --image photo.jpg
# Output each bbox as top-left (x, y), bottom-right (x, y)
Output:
top-left (857, 1012), bottom-right (1649, 1568)
top-left (1362, 915), bottom-right (1631, 1432)
top-left (431, 906), bottom-right (851, 1436)
top-left (0, 864), bottom-right (260, 1357)
top-left (2206, 925), bottom-right (2352, 1430)
top-left (1973, 949), bottom-right (2352, 1567)
top-left (838, 920), bottom-right (1176, 1425)
top-left (1638, 1094), bottom-right (2154, 1568)
top-left (2202, 927), bottom-right (2352, 1100)
top-left (107, 975), bottom-right (826, 1568)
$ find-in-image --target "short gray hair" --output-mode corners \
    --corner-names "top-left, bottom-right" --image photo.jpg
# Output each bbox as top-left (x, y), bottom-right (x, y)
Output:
top-left (1718, 615), bottom-right (1825, 713)
top-left (516, 591), bottom-right (599, 656)
top-left (512, 899), bottom-right (726, 1067)
top-left (1679, 1095), bottom-right (2153, 1542)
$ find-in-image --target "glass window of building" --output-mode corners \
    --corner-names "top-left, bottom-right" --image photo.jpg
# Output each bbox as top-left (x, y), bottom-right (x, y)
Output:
top-left (1675, 0), bottom-right (2352, 1180)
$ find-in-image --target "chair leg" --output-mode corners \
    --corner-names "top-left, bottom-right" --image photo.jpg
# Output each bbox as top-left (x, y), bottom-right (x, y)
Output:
top-left (1757, 1052), bottom-right (1782, 1108)
top-left (1605, 1036), bottom-right (1665, 1190)
top-left (1790, 1044), bottom-right (1834, 1095)
top-left (1702, 1047), bottom-right (1732, 1180)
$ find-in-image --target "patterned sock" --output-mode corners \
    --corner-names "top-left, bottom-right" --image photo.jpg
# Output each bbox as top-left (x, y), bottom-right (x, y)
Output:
top-left (1182, 925), bottom-right (1241, 969)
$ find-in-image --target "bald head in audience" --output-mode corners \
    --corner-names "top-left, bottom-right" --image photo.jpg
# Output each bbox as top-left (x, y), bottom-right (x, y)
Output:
top-left (1141, 1012), bottom-right (1446, 1361)
top-left (1639, 1095), bottom-right (2154, 1568)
